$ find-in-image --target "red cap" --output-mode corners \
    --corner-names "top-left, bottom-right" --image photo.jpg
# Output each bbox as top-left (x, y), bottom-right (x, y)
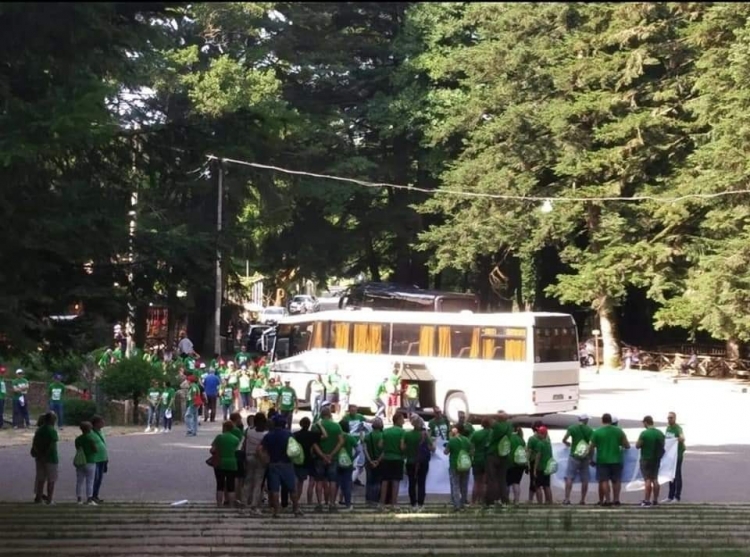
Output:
top-left (187, 375), bottom-right (197, 383)
top-left (537, 425), bottom-right (548, 435)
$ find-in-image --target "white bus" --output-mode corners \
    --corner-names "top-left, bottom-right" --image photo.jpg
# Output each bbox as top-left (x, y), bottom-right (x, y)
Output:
top-left (269, 310), bottom-right (580, 421)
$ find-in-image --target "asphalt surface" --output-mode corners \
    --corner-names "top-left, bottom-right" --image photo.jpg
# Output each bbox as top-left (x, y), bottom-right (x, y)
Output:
top-left (2, 367), bottom-right (750, 503)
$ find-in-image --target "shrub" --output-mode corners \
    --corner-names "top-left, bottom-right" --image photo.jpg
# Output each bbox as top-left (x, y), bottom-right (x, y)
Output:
top-left (99, 357), bottom-right (160, 424)
top-left (63, 399), bottom-right (98, 426)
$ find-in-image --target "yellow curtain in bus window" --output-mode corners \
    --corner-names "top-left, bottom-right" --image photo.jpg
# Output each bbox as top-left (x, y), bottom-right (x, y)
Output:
top-left (482, 328), bottom-right (497, 359)
top-left (333, 322), bottom-right (350, 350)
top-left (353, 323), bottom-right (369, 353)
top-left (311, 322), bottom-right (324, 349)
top-left (368, 324), bottom-right (382, 354)
top-left (419, 326), bottom-right (435, 357)
top-left (437, 326), bottom-right (452, 358)
top-left (470, 328), bottom-right (481, 359)
top-left (505, 328), bottom-right (526, 361)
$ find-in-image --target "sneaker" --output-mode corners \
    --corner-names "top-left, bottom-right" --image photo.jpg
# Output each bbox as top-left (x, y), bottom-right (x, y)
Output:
top-left (77, 498), bottom-right (83, 505)
top-left (613, 501), bottom-right (622, 506)
top-left (145, 427), bottom-right (151, 433)
top-left (93, 497), bottom-right (103, 504)
top-left (248, 508), bottom-right (262, 516)
top-left (640, 500), bottom-right (652, 507)
top-left (416, 505), bottom-right (424, 513)
top-left (33, 498), bottom-right (43, 504)
top-left (293, 509), bottom-right (305, 517)
top-left (86, 499), bottom-right (98, 506)
top-left (562, 500), bottom-right (571, 506)
top-left (45, 500), bottom-right (55, 505)
top-left (340, 506), bottom-right (354, 512)
top-left (660, 498), bottom-right (674, 504)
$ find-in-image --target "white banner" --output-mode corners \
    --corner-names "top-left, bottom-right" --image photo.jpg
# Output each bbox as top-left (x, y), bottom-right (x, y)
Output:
top-left (396, 438), bottom-right (678, 495)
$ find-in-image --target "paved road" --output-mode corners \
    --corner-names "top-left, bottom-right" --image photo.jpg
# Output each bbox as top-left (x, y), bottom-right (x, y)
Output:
top-left (3, 368), bottom-right (750, 503)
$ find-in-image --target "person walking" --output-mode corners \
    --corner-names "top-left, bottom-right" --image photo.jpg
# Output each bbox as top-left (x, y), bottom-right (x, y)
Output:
top-left (160, 381), bottom-right (176, 433)
top-left (378, 411), bottom-right (406, 512)
top-left (238, 369), bottom-right (252, 412)
top-left (484, 411), bottom-right (512, 507)
top-left (373, 377), bottom-right (388, 420)
top-left (12, 369), bottom-right (30, 429)
top-left (74, 421), bottom-right (98, 505)
top-left (243, 412), bottom-right (268, 515)
top-left (562, 414), bottom-right (593, 505)
top-left (446, 425), bottom-right (472, 512)
top-left (636, 415), bottom-right (666, 507)
top-left (210, 420), bottom-right (241, 508)
top-left (404, 415), bottom-right (434, 511)
top-left (91, 415), bottom-right (109, 504)
top-left (145, 380), bottom-right (161, 433)
top-left (47, 374), bottom-right (65, 430)
top-left (220, 379), bottom-right (233, 421)
top-left (260, 414), bottom-right (303, 518)
top-left (184, 375), bottom-right (201, 436)
top-left (664, 411), bottom-right (685, 503)
top-left (589, 413), bottom-right (630, 507)
top-left (31, 412), bottom-right (59, 504)
top-left (203, 368), bottom-right (221, 422)
top-left (278, 379), bottom-right (298, 430)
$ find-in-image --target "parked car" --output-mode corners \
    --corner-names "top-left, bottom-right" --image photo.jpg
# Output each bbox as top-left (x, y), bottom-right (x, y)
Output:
top-left (288, 295), bottom-right (320, 315)
top-left (259, 306), bottom-right (288, 325)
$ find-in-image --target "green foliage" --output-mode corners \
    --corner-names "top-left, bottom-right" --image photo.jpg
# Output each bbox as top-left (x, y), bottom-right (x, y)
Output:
top-left (63, 399), bottom-right (99, 426)
top-left (99, 357), bottom-right (159, 403)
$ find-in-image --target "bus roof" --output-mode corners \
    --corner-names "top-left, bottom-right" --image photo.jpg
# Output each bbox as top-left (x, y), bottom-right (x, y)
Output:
top-left (276, 310), bottom-right (575, 327)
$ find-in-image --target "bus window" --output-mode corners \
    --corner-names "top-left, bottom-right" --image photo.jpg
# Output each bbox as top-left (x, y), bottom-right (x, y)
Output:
top-left (477, 327), bottom-right (527, 361)
top-left (286, 321), bottom-right (313, 357)
top-left (331, 321), bottom-right (351, 351)
top-left (310, 321), bottom-right (327, 349)
top-left (534, 326), bottom-right (578, 362)
top-left (391, 323), bottom-right (422, 356)
top-left (352, 323), bottom-right (389, 354)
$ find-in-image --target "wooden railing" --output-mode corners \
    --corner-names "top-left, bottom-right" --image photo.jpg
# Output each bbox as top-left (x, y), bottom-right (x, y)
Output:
top-left (621, 349), bottom-right (750, 378)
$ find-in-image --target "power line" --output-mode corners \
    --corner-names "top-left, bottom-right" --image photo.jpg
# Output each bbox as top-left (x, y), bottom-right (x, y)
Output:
top-left (206, 154), bottom-right (750, 204)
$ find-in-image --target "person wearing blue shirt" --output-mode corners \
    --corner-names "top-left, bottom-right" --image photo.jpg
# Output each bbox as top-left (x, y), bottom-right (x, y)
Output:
top-left (260, 414), bottom-right (302, 517)
top-left (203, 370), bottom-right (221, 423)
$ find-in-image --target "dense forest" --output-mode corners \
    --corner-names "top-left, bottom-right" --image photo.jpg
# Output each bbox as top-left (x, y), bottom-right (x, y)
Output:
top-left (3, 2), bottom-right (750, 366)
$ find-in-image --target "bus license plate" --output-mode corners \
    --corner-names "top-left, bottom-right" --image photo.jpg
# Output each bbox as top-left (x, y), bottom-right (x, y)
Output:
top-left (553, 394), bottom-right (564, 401)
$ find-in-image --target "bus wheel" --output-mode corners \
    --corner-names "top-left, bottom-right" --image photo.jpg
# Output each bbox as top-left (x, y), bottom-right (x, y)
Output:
top-left (444, 392), bottom-right (468, 423)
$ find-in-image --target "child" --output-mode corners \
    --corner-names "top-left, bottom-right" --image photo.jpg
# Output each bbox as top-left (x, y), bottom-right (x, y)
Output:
top-left (74, 421), bottom-right (98, 505)
top-left (219, 380), bottom-right (233, 422)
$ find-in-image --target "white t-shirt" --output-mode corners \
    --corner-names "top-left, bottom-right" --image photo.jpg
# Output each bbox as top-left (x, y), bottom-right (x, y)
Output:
top-left (177, 337), bottom-right (194, 356)
top-left (245, 429), bottom-right (266, 461)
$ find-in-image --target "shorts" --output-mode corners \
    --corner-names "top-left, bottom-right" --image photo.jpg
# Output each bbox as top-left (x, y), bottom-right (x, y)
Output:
top-left (235, 451), bottom-right (246, 478)
top-left (565, 457), bottom-right (590, 482)
top-left (35, 461), bottom-right (58, 483)
top-left (388, 394), bottom-right (400, 407)
top-left (639, 459), bottom-right (660, 481)
top-left (214, 468), bottom-right (235, 492)
top-left (506, 466), bottom-right (524, 486)
top-left (380, 459), bottom-right (404, 482)
top-left (596, 463), bottom-right (623, 483)
top-left (267, 463), bottom-right (296, 493)
top-left (535, 470), bottom-right (551, 488)
top-left (326, 393), bottom-right (339, 404)
top-left (295, 464), bottom-right (309, 482)
top-left (472, 463), bottom-right (486, 477)
top-left (314, 459), bottom-right (338, 482)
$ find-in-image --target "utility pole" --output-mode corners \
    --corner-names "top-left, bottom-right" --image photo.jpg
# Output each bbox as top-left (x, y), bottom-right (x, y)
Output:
top-left (214, 159), bottom-right (224, 356)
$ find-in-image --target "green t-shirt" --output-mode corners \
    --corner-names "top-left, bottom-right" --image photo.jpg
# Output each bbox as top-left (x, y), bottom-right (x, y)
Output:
top-left (33, 425), bottom-right (59, 464)
top-left (75, 432), bottom-right (99, 464)
top-left (428, 417), bottom-right (451, 440)
top-left (666, 424), bottom-right (685, 456)
top-left (566, 423), bottom-right (593, 457)
top-left (403, 429), bottom-right (427, 464)
top-left (447, 435), bottom-right (471, 471)
top-left (231, 426), bottom-right (244, 441)
top-left (340, 433), bottom-right (358, 462)
top-left (469, 428), bottom-right (490, 466)
top-left (591, 425), bottom-right (626, 465)
top-left (213, 433), bottom-right (241, 471)
top-left (220, 387), bottom-right (233, 405)
top-left (382, 425), bottom-right (405, 461)
top-left (92, 429), bottom-right (108, 462)
top-left (187, 384), bottom-right (201, 408)
top-left (147, 388), bottom-right (161, 405)
top-left (375, 382), bottom-right (387, 399)
top-left (459, 421), bottom-right (475, 436)
top-left (326, 373), bottom-right (340, 393)
top-left (340, 413), bottom-right (366, 433)
top-left (316, 419), bottom-right (344, 455)
top-left (48, 382), bottom-right (65, 402)
top-left (12, 378), bottom-right (29, 400)
top-left (236, 352), bottom-right (250, 365)
top-left (260, 365), bottom-right (270, 380)
top-left (253, 378), bottom-right (266, 390)
top-left (161, 388), bottom-right (176, 408)
top-left (488, 420), bottom-right (513, 459)
top-left (267, 386), bottom-right (281, 405)
top-left (364, 430), bottom-right (384, 460)
top-left (339, 377), bottom-right (351, 395)
top-left (535, 436), bottom-right (553, 474)
top-left (527, 435), bottom-right (541, 463)
top-left (239, 374), bottom-right (252, 393)
top-left (638, 427), bottom-right (666, 462)
top-left (279, 387), bottom-right (297, 411)
top-left (0, 380), bottom-right (6, 397)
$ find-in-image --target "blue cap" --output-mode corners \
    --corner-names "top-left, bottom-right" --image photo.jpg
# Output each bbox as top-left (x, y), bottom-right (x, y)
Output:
top-left (272, 414), bottom-right (287, 426)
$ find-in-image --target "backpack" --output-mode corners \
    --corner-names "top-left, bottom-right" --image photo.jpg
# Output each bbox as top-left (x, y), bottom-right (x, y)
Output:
top-left (338, 449), bottom-right (353, 469)
top-left (513, 445), bottom-right (528, 465)
top-left (497, 436), bottom-right (511, 457)
top-left (73, 447), bottom-right (87, 468)
top-left (544, 458), bottom-right (558, 475)
top-left (456, 449), bottom-right (472, 472)
top-left (286, 437), bottom-right (304, 466)
top-left (573, 440), bottom-right (589, 459)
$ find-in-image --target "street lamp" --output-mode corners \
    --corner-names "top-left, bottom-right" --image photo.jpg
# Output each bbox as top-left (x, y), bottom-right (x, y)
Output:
top-left (592, 329), bottom-right (601, 374)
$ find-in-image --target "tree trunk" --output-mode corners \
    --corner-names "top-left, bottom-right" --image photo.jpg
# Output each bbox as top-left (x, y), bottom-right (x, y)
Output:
top-left (598, 296), bottom-right (620, 369)
top-left (364, 230), bottom-right (381, 282)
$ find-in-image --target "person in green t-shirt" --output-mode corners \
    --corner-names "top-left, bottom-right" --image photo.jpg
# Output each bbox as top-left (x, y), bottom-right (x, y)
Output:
top-left (160, 382), bottom-right (176, 432)
top-left (531, 426), bottom-right (554, 505)
top-left (252, 372), bottom-right (268, 413)
top-left (12, 369), bottom-right (30, 428)
top-left (310, 374), bottom-right (326, 422)
top-left (506, 425), bottom-right (527, 504)
top-left (74, 421), bottom-right (99, 504)
top-left (562, 414), bottom-right (594, 505)
top-left (338, 374), bottom-right (352, 419)
top-left (665, 411), bottom-right (685, 503)
top-left (312, 407), bottom-right (345, 512)
top-left (636, 415), bottom-right (666, 507)
top-left (145, 379), bottom-right (162, 433)
top-left (185, 376), bottom-right (201, 436)
top-left (339, 405), bottom-right (366, 435)
top-left (445, 426), bottom-right (472, 511)
top-left (91, 415), bottom-right (109, 503)
top-left (404, 382), bottom-right (419, 418)
top-left (0, 369), bottom-right (7, 429)
top-left (589, 413), bottom-right (630, 506)
top-left (363, 417), bottom-right (385, 505)
top-left (378, 411), bottom-right (406, 512)
top-left (325, 366), bottom-right (342, 416)
top-left (374, 378), bottom-right (388, 420)
top-left (278, 379), bottom-right (298, 429)
top-left (238, 370), bottom-right (253, 411)
top-left (336, 421), bottom-right (359, 510)
top-left (403, 416), bottom-right (435, 511)
top-left (211, 421), bottom-right (242, 507)
top-left (469, 418), bottom-right (492, 504)
top-left (386, 366), bottom-right (401, 422)
top-left (235, 350), bottom-right (250, 367)
top-left (484, 411), bottom-right (512, 507)
top-left (428, 407), bottom-right (451, 441)
top-left (32, 412), bottom-right (59, 504)
top-left (47, 375), bottom-right (65, 430)
top-left (219, 380), bottom-right (234, 422)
